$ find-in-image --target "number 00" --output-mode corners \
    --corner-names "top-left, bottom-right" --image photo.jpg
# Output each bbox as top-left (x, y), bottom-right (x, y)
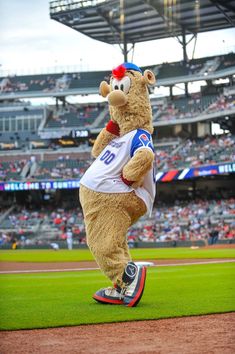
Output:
top-left (100, 150), bottom-right (115, 165)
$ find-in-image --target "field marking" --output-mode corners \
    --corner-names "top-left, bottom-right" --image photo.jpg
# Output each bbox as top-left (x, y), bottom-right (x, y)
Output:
top-left (0, 259), bottom-right (235, 274)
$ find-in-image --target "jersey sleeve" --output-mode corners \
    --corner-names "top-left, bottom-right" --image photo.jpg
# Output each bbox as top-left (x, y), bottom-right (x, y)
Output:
top-left (130, 129), bottom-right (154, 157)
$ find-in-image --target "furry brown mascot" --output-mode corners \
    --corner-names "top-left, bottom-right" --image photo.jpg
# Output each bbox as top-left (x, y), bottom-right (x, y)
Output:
top-left (79, 62), bottom-right (156, 307)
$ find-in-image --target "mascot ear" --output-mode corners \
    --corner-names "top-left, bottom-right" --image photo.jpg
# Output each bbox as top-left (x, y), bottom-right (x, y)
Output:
top-left (99, 81), bottom-right (111, 97)
top-left (142, 70), bottom-right (156, 86)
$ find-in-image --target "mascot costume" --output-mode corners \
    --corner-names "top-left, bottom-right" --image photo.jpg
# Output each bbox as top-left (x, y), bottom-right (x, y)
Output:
top-left (79, 62), bottom-right (156, 307)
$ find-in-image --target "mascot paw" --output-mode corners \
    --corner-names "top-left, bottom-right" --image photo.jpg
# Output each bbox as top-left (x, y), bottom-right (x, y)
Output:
top-left (131, 177), bottom-right (144, 189)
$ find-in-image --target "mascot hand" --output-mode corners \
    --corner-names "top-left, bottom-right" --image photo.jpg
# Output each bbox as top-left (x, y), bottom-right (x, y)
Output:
top-left (131, 177), bottom-right (144, 189)
top-left (121, 174), bottom-right (144, 189)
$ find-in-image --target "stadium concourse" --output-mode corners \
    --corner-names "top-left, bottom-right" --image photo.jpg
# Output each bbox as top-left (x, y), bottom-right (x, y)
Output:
top-left (0, 1), bottom-right (235, 352)
top-left (0, 51), bottom-right (235, 249)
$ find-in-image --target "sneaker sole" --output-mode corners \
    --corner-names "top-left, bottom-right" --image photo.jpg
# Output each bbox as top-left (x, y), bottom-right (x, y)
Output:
top-left (93, 293), bottom-right (124, 305)
top-left (126, 266), bottom-right (147, 307)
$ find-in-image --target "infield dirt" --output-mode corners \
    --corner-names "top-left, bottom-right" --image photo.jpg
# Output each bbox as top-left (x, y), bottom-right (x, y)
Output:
top-left (0, 312), bottom-right (234, 354)
top-left (0, 246), bottom-right (235, 354)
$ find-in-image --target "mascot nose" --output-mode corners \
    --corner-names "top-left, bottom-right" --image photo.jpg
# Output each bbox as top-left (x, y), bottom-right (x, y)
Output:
top-left (108, 90), bottom-right (127, 107)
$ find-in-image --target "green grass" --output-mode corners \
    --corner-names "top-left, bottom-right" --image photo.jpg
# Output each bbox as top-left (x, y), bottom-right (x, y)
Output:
top-left (0, 262), bottom-right (234, 330)
top-left (0, 247), bottom-right (235, 263)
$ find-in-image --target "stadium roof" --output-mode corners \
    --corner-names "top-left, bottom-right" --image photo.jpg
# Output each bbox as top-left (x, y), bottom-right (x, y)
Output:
top-left (49, 0), bottom-right (235, 45)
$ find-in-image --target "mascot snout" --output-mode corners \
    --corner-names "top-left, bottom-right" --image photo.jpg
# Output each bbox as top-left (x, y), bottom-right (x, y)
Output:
top-left (108, 90), bottom-right (127, 107)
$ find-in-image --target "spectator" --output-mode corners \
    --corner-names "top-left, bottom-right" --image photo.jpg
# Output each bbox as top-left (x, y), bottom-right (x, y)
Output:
top-left (66, 227), bottom-right (73, 250)
top-left (209, 228), bottom-right (219, 245)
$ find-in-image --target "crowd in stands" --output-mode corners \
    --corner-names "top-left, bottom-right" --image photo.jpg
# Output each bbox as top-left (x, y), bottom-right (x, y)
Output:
top-left (0, 92), bottom-right (233, 134)
top-left (47, 104), bottom-right (103, 128)
top-left (154, 53), bottom-right (235, 79)
top-left (0, 91), bottom-right (234, 150)
top-left (33, 154), bottom-right (92, 180)
top-left (0, 73), bottom-right (81, 94)
top-left (1, 53), bottom-right (234, 96)
top-left (0, 198), bottom-right (234, 247)
top-left (154, 93), bottom-right (235, 122)
top-left (127, 198), bottom-right (235, 244)
top-left (0, 133), bottom-right (234, 181)
top-left (204, 93), bottom-right (235, 114)
top-left (0, 205), bottom-right (86, 247)
top-left (0, 159), bottom-right (27, 181)
top-left (156, 134), bottom-right (235, 171)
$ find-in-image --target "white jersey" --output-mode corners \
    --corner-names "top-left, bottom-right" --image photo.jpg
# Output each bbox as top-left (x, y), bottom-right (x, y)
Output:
top-left (80, 129), bottom-right (156, 215)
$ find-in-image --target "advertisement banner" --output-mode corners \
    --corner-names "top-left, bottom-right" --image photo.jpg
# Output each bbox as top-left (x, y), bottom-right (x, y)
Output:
top-left (155, 162), bottom-right (235, 182)
top-left (0, 162), bottom-right (234, 191)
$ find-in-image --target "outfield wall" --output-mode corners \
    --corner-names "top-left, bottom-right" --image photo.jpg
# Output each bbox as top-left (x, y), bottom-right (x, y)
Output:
top-left (1, 239), bottom-right (234, 250)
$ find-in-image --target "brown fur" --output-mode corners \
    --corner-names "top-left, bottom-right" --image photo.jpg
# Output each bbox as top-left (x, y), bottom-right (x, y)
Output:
top-left (79, 65), bottom-right (155, 291)
top-left (91, 128), bottom-right (116, 158)
top-left (122, 149), bottom-right (154, 185)
top-left (109, 72), bottom-right (153, 136)
top-left (79, 185), bottom-right (146, 286)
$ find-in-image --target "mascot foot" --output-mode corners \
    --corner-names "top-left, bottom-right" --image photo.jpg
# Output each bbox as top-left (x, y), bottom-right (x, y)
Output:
top-left (93, 262), bottom-right (147, 307)
top-left (122, 262), bottom-right (147, 307)
top-left (93, 286), bottom-right (124, 305)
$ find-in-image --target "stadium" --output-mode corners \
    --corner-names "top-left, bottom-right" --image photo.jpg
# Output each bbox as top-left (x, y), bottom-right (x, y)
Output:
top-left (0, 0), bottom-right (235, 353)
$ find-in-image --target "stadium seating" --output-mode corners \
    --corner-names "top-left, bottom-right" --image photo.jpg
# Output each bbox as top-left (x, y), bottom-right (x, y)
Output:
top-left (1, 53), bottom-right (234, 96)
top-left (0, 198), bottom-right (234, 246)
top-left (155, 134), bottom-right (235, 171)
top-left (34, 157), bottom-right (91, 180)
top-left (154, 94), bottom-right (218, 122)
top-left (0, 133), bottom-right (233, 181)
top-left (216, 53), bottom-right (235, 71)
top-left (0, 71), bottom-right (109, 95)
top-left (127, 198), bottom-right (235, 244)
top-left (45, 105), bottom-right (104, 128)
top-left (0, 106), bottom-right (44, 149)
top-left (0, 160), bottom-right (27, 181)
top-left (0, 206), bottom-right (86, 246)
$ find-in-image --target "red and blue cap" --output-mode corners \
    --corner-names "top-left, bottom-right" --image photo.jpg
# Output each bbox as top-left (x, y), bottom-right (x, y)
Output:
top-left (112, 62), bottom-right (142, 80)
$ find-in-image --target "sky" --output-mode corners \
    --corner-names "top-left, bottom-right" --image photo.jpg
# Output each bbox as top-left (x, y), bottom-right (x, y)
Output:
top-left (1, 0), bottom-right (235, 76)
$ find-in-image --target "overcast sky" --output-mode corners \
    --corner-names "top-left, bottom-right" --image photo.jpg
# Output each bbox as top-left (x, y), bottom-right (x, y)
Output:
top-left (1, 0), bottom-right (235, 76)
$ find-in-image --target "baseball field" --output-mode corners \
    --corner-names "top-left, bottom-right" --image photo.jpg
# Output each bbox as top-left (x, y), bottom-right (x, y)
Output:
top-left (0, 246), bottom-right (235, 353)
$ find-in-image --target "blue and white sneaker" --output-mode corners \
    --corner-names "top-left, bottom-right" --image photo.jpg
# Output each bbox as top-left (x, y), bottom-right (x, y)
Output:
top-left (122, 261), bottom-right (147, 307)
top-left (93, 286), bottom-right (124, 305)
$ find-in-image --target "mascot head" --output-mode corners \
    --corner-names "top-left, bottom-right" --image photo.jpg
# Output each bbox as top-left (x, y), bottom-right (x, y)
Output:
top-left (99, 62), bottom-right (156, 135)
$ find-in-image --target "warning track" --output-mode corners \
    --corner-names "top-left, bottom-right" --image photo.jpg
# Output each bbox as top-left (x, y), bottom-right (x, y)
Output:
top-left (1, 258), bottom-right (235, 274)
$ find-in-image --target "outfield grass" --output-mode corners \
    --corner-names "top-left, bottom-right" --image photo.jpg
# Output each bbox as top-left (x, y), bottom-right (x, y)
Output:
top-left (0, 262), bottom-right (234, 330)
top-left (0, 247), bottom-right (235, 262)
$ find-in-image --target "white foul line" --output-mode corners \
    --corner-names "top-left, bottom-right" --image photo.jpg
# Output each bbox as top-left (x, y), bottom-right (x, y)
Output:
top-left (0, 259), bottom-right (235, 274)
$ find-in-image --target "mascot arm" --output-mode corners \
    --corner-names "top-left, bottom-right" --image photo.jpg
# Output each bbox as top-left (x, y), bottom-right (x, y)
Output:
top-left (91, 120), bottom-right (120, 158)
top-left (122, 148), bottom-right (154, 188)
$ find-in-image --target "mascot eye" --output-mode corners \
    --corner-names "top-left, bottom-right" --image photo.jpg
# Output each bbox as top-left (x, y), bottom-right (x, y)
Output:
top-left (111, 77), bottom-right (131, 93)
top-left (119, 76), bottom-right (131, 94)
top-left (112, 79), bottom-right (119, 91)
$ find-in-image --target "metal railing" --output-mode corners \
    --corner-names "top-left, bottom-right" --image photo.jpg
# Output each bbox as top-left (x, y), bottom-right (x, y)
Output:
top-left (49, 0), bottom-right (107, 14)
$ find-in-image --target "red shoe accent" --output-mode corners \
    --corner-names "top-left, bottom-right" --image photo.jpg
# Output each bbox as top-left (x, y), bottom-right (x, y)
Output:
top-left (93, 293), bottom-right (123, 305)
top-left (127, 267), bottom-right (146, 307)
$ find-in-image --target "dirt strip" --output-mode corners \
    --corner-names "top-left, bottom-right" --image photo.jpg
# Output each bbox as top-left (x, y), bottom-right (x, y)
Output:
top-left (0, 258), bottom-right (235, 274)
top-left (0, 313), bottom-right (234, 354)
top-left (1, 252), bottom-right (234, 353)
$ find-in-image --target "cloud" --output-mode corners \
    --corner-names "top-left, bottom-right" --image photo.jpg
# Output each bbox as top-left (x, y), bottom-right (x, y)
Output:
top-left (0, 0), bottom-right (235, 74)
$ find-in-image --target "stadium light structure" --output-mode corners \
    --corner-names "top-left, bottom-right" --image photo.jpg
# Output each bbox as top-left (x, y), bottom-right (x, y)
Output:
top-left (49, 0), bottom-right (235, 96)
top-left (49, 0), bottom-right (235, 63)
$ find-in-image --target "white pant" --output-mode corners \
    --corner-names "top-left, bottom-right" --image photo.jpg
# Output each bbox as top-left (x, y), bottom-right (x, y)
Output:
top-left (67, 238), bottom-right (73, 250)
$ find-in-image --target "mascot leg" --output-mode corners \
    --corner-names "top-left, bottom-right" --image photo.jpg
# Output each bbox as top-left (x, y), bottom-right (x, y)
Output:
top-left (79, 185), bottom-right (147, 305)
